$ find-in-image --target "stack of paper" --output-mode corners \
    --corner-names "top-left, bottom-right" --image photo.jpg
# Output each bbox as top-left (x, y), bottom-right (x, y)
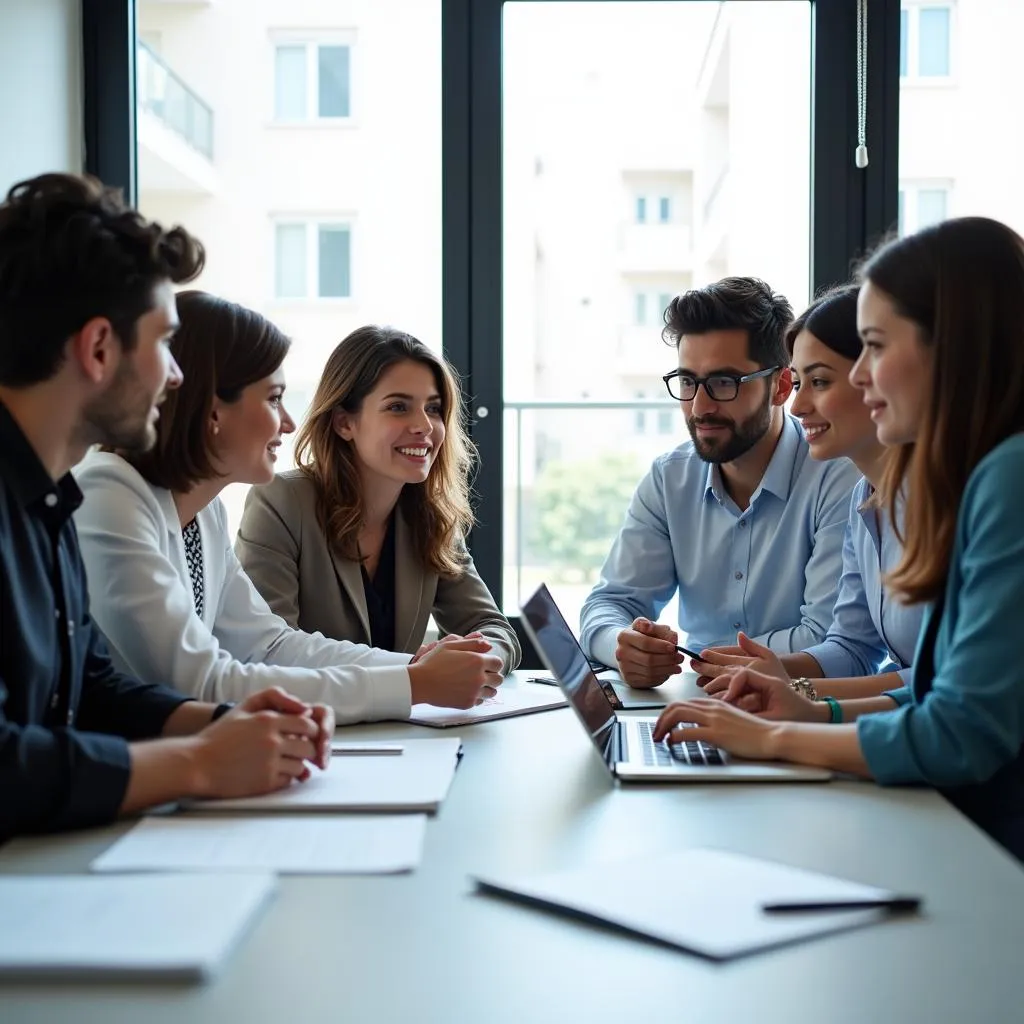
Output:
top-left (476, 848), bottom-right (920, 960)
top-left (0, 873), bottom-right (275, 981)
top-left (93, 814), bottom-right (427, 875)
top-left (185, 736), bottom-right (463, 813)
top-left (409, 683), bottom-right (567, 727)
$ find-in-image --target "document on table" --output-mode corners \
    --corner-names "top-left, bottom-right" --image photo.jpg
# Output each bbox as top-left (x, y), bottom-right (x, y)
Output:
top-left (0, 872), bottom-right (275, 981)
top-left (93, 814), bottom-right (427, 875)
top-left (184, 737), bottom-right (462, 813)
top-left (475, 848), bottom-right (920, 961)
top-left (409, 681), bottom-right (567, 727)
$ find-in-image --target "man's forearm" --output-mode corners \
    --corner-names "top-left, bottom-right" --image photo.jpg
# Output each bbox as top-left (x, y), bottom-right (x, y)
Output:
top-left (160, 700), bottom-right (217, 737)
top-left (120, 737), bottom-right (202, 815)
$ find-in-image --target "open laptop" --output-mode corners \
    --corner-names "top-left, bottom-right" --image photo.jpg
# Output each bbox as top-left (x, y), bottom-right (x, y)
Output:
top-left (520, 584), bottom-right (830, 783)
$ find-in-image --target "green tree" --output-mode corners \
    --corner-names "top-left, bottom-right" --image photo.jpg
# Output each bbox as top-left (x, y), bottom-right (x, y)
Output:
top-left (530, 452), bottom-right (644, 582)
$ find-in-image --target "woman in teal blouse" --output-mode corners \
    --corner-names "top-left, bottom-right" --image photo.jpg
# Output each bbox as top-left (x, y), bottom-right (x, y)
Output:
top-left (654, 216), bottom-right (1024, 861)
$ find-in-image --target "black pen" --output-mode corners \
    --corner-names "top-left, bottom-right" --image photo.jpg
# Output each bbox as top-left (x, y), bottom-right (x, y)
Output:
top-left (675, 644), bottom-right (704, 660)
top-left (762, 896), bottom-right (921, 914)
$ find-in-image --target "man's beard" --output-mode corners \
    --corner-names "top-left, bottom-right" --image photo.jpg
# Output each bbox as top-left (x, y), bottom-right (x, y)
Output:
top-left (81, 359), bottom-right (161, 453)
top-left (687, 392), bottom-right (772, 464)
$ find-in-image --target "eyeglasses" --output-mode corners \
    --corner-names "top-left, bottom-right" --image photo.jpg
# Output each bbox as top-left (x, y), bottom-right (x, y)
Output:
top-left (662, 366), bottom-right (780, 402)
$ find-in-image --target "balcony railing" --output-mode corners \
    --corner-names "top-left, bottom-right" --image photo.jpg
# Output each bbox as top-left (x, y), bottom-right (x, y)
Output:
top-left (503, 399), bottom-right (681, 621)
top-left (137, 41), bottom-right (214, 159)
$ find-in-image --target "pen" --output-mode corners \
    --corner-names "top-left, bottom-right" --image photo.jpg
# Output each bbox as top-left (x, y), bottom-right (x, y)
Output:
top-left (527, 675), bottom-right (558, 686)
top-left (331, 743), bottom-right (404, 756)
top-left (762, 896), bottom-right (921, 914)
top-left (675, 644), bottom-right (704, 660)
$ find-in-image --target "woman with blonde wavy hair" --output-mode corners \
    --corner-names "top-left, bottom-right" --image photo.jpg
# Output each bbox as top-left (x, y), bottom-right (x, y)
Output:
top-left (237, 325), bottom-right (521, 673)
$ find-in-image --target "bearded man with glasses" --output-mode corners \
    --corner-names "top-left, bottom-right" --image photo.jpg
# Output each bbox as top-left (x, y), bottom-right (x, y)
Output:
top-left (580, 277), bottom-right (860, 690)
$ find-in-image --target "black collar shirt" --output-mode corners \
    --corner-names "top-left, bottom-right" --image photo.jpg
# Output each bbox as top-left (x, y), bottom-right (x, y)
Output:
top-left (0, 400), bottom-right (190, 841)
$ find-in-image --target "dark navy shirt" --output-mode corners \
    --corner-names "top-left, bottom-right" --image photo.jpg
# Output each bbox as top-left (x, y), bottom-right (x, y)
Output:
top-left (0, 400), bottom-right (190, 841)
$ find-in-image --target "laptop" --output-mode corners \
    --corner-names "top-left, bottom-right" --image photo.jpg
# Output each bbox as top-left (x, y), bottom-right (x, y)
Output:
top-left (520, 584), bottom-right (831, 783)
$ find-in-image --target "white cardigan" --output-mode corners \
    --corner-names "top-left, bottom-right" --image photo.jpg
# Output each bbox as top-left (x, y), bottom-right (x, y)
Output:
top-left (73, 452), bottom-right (412, 723)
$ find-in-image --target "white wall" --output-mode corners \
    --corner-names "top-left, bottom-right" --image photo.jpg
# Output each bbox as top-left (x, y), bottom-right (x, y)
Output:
top-left (0, 0), bottom-right (82, 192)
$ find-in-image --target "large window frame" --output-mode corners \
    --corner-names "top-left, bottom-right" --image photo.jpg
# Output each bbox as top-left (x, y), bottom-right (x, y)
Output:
top-left (84, 0), bottom-right (901, 666)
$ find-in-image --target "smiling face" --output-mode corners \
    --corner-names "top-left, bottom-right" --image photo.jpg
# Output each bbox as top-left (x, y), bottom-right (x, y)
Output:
top-left (678, 328), bottom-right (783, 464)
top-left (789, 328), bottom-right (878, 462)
top-left (333, 359), bottom-right (447, 492)
top-left (851, 281), bottom-right (934, 446)
top-left (210, 365), bottom-right (295, 485)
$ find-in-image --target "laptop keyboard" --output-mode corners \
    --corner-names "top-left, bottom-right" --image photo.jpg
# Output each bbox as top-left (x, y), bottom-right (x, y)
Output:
top-left (635, 720), bottom-right (724, 767)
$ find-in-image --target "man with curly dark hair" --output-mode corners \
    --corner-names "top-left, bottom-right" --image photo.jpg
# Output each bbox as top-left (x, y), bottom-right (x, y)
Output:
top-left (0, 173), bottom-right (333, 841)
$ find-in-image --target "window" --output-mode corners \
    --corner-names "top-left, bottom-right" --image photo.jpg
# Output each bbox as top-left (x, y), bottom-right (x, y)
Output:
top-left (502, 1), bottom-right (810, 621)
top-left (274, 221), bottom-right (352, 299)
top-left (900, 4), bottom-right (952, 80)
top-left (897, 184), bottom-right (950, 236)
top-left (273, 39), bottom-right (352, 121)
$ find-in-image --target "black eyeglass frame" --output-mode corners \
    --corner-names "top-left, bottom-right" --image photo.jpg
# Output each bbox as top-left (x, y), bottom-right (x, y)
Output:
top-left (661, 365), bottom-right (781, 402)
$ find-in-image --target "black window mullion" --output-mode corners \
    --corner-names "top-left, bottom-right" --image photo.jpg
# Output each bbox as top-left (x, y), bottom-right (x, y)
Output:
top-left (82, 0), bottom-right (137, 202)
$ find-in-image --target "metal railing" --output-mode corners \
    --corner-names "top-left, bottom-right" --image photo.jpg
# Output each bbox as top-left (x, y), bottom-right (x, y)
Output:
top-left (137, 41), bottom-right (214, 159)
top-left (503, 398), bottom-right (680, 608)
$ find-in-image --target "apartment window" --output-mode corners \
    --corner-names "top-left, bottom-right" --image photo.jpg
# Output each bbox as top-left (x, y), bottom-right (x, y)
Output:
top-left (900, 5), bottom-right (951, 80)
top-left (634, 291), bottom-right (647, 325)
top-left (657, 408), bottom-right (674, 435)
top-left (274, 40), bottom-right (352, 121)
top-left (634, 391), bottom-right (646, 433)
top-left (274, 221), bottom-right (352, 299)
top-left (635, 196), bottom-right (647, 223)
top-left (657, 292), bottom-right (672, 320)
top-left (897, 184), bottom-right (950, 236)
top-left (658, 196), bottom-right (671, 223)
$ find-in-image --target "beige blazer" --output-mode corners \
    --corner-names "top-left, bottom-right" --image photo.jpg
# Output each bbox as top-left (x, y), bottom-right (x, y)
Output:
top-left (235, 470), bottom-right (521, 673)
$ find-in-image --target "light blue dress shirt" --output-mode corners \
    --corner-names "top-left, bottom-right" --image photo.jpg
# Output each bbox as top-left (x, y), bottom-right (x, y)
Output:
top-left (580, 414), bottom-right (861, 662)
top-left (803, 477), bottom-right (925, 684)
top-left (858, 435), bottom-right (1024, 861)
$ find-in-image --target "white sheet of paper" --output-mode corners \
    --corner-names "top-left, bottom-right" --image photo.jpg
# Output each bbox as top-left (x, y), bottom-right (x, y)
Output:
top-left (185, 737), bottom-right (462, 813)
top-left (0, 873), bottom-right (275, 981)
top-left (93, 814), bottom-right (427, 875)
top-left (410, 682), bottom-right (567, 727)
top-left (476, 848), bottom-right (909, 960)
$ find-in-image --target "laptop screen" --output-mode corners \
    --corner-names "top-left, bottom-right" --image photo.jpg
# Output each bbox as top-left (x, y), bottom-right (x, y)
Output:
top-left (520, 584), bottom-right (617, 761)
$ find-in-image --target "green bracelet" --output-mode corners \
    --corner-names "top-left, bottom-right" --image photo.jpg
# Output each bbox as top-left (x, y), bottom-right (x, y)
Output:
top-left (822, 695), bottom-right (843, 724)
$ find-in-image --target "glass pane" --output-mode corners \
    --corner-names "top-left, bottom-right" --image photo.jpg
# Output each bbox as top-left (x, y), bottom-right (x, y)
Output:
top-left (897, 189), bottom-right (905, 236)
top-left (918, 8), bottom-right (950, 77)
top-left (917, 188), bottom-right (947, 228)
top-left (900, 5), bottom-right (1024, 240)
top-left (137, 1), bottom-right (442, 534)
top-left (502, 1), bottom-right (811, 618)
top-left (318, 225), bottom-right (351, 297)
top-left (318, 45), bottom-right (351, 117)
top-left (274, 45), bottom-right (307, 120)
top-left (275, 224), bottom-right (307, 298)
top-left (900, 9), bottom-right (909, 77)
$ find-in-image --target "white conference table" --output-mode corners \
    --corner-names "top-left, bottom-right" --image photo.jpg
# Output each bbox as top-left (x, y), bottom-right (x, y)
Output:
top-left (3, 671), bottom-right (1024, 1024)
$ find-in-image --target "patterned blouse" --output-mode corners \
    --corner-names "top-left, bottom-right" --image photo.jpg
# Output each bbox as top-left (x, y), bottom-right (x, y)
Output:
top-left (182, 517), bottom-right (204, 618)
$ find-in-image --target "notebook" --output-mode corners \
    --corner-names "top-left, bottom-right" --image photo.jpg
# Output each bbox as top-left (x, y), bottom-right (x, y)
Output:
top-left (0, 873), bottom-right (275, 981)
top-left (475, 848), bottom-right (917, 961)
top-left (184, 737), bottom-right (462, 813)
top-left (93, 814), bottom-right (427, 875)
top-left (409, 679), bottom-right (567, 727)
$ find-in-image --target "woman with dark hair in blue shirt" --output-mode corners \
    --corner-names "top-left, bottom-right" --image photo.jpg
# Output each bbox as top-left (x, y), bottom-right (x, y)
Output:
top-left (655, 216), bottom-right (1024, 861)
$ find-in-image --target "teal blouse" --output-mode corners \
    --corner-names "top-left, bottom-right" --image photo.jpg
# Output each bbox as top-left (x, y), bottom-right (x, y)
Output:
top-left (858, 434), bottom-right (1024, 860)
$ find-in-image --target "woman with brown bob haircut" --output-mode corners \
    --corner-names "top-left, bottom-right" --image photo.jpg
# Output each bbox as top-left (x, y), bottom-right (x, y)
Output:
top-left (236, 325), bottom-right (521, 674)
top-left (653, 217), bottom-right (1024, 862)
top-left (74, 294), bottom-right (504, 723)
